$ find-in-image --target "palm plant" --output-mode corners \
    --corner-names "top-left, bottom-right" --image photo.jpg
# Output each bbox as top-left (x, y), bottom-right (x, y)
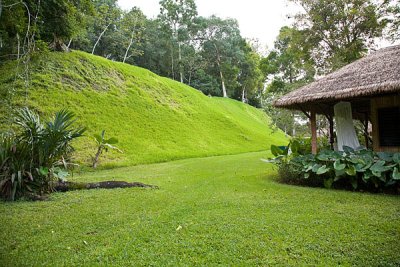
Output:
top-left (0, 108), bottom-right (85, 200)
top-left (92, 130), bottom-right (122, 168)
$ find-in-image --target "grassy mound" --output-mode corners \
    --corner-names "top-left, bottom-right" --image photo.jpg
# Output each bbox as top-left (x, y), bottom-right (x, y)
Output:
top-left (0, 51), bottom-right (286, 167)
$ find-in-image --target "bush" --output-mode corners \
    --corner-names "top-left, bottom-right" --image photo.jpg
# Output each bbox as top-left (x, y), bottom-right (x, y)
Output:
top-left (293, 147), bottom-right (400, 192)
top-left (268, 140), bottom-right (323, 187)
top-left (0, 108), bottom-right (85, 200)
top-left (291, 136), bottom-right (331, 155)
top-left (277, 162), bottom-right (323, 187)
top-left (268, 142), bottom-right (400, 193)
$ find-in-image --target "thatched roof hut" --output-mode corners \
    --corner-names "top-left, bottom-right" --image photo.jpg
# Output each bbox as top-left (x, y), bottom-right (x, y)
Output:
top-left (274, 45), bottom-right (400, 153)
top-left (274, 45), bottom-right (400, 113)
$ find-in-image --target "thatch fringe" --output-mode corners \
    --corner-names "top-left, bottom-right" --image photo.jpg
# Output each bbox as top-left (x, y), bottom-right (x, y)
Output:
top-left (274, 45), bottom-right (400, 108)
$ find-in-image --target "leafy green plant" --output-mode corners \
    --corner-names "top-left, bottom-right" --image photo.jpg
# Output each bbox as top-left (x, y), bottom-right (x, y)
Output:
top-left (0, 108), bottom-right (85, 200)
top-left (268, 139), bottom-right (301, 162)
top-left (92, 130), bottom-right (122, 169)
top-left (270, 145), bottom-right (400, 192)
top-left (265, 140), bottom-right (318, 186)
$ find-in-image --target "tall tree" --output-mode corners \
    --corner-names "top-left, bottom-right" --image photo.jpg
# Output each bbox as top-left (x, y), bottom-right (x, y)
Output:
top-left (91, 1), bottom-right (121, 55)
top-left (159, 0), bottom-right (197, 83)
top-left (0, 0), bottom-right (94, 55)
top-left (134, 18), bottom-right (174, 78)
top-left (262, 26), bottom-right (314, 85)
top-left (0, 0), bottom-right (30, 59)
top-left (121, 7), bottom-right (146, 63)
top-left (260, 26), bottom-right (314, 136)
top-left (386, 0), bottom-right (400, 41)
top-left (197, 16), bottom-right (244, 98)
top-left (291, 0), bottom-right (389, 71)
top-left (237, 44), bottom-right (263, 104)
top-left (40, 0), bottom-right (94, 51)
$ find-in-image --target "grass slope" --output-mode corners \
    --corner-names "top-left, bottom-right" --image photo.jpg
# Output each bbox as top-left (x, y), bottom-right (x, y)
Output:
top-left (0, 51), bottom-right (286, 167)
top-left (1, 151), bottom-right (399, 266)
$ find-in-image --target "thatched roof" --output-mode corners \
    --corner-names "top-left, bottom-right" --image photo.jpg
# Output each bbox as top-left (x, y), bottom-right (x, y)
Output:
top-left (274, 45), bottom-right (400, 110)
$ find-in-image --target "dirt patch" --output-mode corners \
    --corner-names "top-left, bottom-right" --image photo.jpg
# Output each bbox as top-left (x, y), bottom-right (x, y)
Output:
top-left (55, 181), bottom-right (159, 192)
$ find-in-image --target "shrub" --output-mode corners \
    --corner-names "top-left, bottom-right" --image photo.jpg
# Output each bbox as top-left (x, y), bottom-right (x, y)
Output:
top-left (293, 147), bottom-right (400, 192)
top-left (0, 108), bottom-right (85, 200)
top-left (268, 142), bottom-right (400, 193)
top-left (268, 140), bottom-right (323, 187)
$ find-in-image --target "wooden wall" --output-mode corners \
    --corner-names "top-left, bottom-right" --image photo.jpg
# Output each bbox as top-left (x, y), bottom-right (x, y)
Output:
top-left (371, 94), bottom-right (400, 152)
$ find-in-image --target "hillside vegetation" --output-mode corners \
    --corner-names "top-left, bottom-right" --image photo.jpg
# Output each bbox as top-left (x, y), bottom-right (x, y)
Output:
top-left (0, 51), bottom-right (286, 167)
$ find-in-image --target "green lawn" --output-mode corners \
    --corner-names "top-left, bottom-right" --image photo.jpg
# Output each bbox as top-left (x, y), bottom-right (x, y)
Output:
top-left (1, 151), bottom-right (399, 266)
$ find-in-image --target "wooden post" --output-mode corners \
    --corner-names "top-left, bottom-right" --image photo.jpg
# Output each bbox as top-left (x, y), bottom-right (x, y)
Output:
top-left (328, 116), bottom-right (334, 150)
top-left (364, 113), bottom-right (369, 149)
top-left (310, 111), bottom-right (318, 154)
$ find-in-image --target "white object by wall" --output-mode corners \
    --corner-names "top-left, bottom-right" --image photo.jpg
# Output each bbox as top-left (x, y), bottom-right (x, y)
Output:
top-left (334, 101), bottom-right (360, 151)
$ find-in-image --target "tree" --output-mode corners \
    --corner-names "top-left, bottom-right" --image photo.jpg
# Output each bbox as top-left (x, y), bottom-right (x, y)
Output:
top-left (197, 16), bottom-right (244, 97)
top-left (159, 0), bottom-right (197, 83)
top-left (259, 27), bottom-right (315, 88)
top-left (39, 0), bottom-right (94, 51)
top-left (291, 0), bottom-right (389, 71)
top-left (92, 130), bottom-right (122, 169)
top-left (0, 0), bottom-right (94, 54)
top-left (386, 0), bottom-right (400, 41)
top-left (134, 18), bottom-right (174, 77)
top-left (91, 1), bottom-right (121, 55)
top-left (121, 7), bottom-right (146, 63)
top-left (260, 27), bottom-right (314, 136)
top-left (237, 43), bottom-right (263, 104)
top-left (0, 0), bottom-right (31, 59)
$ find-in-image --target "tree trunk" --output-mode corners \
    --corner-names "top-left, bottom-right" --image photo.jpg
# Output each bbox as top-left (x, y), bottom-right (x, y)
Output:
top-left (123, 17), bottom-right (138, 63)
top-left (188, 69), bottom-right (192, 85)
top-left (214, 43), bottom-right (227, 98)
top-left (170, 43), bottom-right (175, 80)
top-left (219, 70), bottom-right (227, 97)
top-left (49, 35), bottom-right (69, 52)
top-left (178, 41), bottom-right (183, 83)
top-left (67, 39), bottom-right (72, 48)
top-left (123, 36), bottom-right (134, 63)
top-left (241, 87), bottom-right (246, 103)
top-left (92, 147), bottom-right (102, 168)
top-left (16, 33), bottom-right (20, 59)
top-left (92, 23), bottom-right (110, 55)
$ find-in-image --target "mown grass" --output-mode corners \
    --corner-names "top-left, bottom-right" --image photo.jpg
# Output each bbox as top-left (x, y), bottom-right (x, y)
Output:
top-left (0, 51), bottom-right (286, 168)
top-left (1, 151), bottom-right (399, 266)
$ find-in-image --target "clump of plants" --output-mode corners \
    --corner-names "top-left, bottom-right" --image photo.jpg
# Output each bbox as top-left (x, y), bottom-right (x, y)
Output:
top-left (268, 141), bottom-right (400, 193)
top-left (0, 108), bottom-right (85, 200)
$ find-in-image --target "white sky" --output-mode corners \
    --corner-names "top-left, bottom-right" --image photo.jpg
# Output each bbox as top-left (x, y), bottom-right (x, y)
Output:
top-left (117, 0), bottom-right (301, 51)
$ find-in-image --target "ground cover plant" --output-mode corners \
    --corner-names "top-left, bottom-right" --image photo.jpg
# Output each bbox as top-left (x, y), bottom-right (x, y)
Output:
top-left (0, 51), bottom-right (286, 168)
top-left (269, 141), bottom-right (400, 193)
top-left (1, 151), bottom-right (399, 266)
